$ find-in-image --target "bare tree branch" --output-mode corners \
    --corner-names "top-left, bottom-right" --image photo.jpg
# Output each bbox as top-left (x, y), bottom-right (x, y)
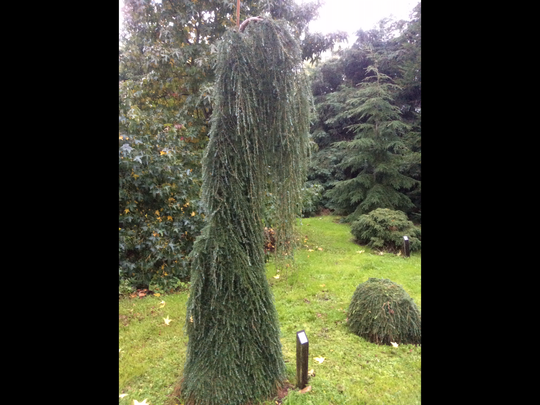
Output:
top-left (239, 16), bottom-right (263, 32)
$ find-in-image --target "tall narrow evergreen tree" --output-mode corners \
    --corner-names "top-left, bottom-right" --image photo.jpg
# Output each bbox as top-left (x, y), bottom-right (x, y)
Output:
top-left (181, 17), bottom-right (310, 405)
top-left (326, 52), bottom-right (418, 221)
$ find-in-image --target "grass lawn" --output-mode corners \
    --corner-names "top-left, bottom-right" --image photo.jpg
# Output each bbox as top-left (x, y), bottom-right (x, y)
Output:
top-left (119, 215), bottom-right (421, 405)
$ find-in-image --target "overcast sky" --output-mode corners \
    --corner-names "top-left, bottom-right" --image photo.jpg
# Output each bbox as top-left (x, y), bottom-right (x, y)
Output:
top-left (306, 0), bottom-right (417, 38)
top-left (120, 0), bottom-right (418, 41)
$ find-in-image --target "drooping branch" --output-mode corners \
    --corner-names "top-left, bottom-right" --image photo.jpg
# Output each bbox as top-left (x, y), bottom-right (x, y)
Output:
top-left (239, 16), bottom-right (264, 32)
top-left (181, 18), bottom-right (311, 405)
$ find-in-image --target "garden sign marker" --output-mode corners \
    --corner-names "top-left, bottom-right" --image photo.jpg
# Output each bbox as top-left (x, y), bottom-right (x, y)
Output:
top-left (296, 330), bottom-right (309, 389)
top-left (403, 235), bottom-right (410, 257)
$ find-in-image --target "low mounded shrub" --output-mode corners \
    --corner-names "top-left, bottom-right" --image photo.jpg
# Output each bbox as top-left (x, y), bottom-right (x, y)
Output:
top-left (347, 278), bottom-right (421, 345)
top-left (350, 208), bottom-right (421, 253)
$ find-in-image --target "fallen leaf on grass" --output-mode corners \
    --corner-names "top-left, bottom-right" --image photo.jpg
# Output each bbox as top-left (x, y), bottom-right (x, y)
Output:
top-left (391, 342), bottom-right (399, 348)
top-left (153, 293), bottom-right (161, 297)
top-left (133, 399), bottom-right (149, 405)
top-left (317, 247), bottom-right (323, 251)
top-left (356, 250), bottom-right (364, 254)
top-left (273, 275), bottom-right (280, 279)
top-left (314, 357), bottom-right (325, 364)
top-left (119, 348), bottom-right (123, 353)
top-left (308, 249), bottom-right (314, 252)
top-left (159, 300), bottom-right (166, 308)
top-left (163, 315), bottom-right (172, 325)
top-left (119, 393), bottom-right (128, 399)
top-left (308, 369), bottom-right (315, 377)
top-left (320, 284), bottom-right (325, 287)
top-left (299, 385), bottom-right (312, 394)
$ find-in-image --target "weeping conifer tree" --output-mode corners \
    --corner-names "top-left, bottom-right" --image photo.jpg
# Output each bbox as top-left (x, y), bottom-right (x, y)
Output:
top-left (180, 16), bottom-right (310, 405)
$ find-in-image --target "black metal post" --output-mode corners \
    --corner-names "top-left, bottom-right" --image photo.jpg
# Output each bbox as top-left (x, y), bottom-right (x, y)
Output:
top-left (403, 235), bottom-right (410, 257)
top-left (296, 330), bottom-right (309, 389)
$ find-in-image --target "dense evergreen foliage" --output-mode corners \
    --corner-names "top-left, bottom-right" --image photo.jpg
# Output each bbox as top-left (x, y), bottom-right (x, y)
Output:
top-left (119, 0), bottom-right (347, 291)
top-left (325, 58), bottom-right (417, 220)
top-left (119, 1), bottom-right (422, 401)
top-left (307, 4), bottom-right (421, 222)
top-left (119, 1), bottom-right (421, 292)
top-left (348, 278), bottom-right (421, 345)
top-left (181, 18), bottom-right (310, 405)
top-left (350, 208), bottom-right (421, 252)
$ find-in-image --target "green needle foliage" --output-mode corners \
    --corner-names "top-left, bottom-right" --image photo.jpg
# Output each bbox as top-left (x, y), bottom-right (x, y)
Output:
top-left (347, 278), bottom-right (421, 346)
top-left (326, 52), bottom-right (419, 222)
top-left (351, 208), bottom-right (421, 253)
top-left (181, 18), bottom-right (310, 405)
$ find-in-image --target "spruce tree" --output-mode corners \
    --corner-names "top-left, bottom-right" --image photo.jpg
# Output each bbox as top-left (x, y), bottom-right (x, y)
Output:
top-left (181, 17), bottom-right (310, 405)
top-left (326, 52), bottom-right (418, 221)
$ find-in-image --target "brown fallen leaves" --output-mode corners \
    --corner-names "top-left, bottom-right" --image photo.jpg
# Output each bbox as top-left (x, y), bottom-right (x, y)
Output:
top-left (130, 288), bottom-right (150, 299)
top-left (299, 385), bottom-right (312, 394)
top-left (274, 381), bottom-right (295, 404)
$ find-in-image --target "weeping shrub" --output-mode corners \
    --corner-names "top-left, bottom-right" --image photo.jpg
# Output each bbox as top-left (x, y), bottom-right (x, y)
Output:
top-left (181, 17), bottom-right (310, 405)
top-left (347, 278), bottom-right (421, 345)
top-left (351, 208), bottom-right (421, 253)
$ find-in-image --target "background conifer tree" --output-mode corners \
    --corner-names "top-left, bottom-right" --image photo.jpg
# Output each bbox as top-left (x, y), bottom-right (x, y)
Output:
top-left (326, 51), bottom-right (418, 221)
top-left (180, 17), bottom-right (310, 405)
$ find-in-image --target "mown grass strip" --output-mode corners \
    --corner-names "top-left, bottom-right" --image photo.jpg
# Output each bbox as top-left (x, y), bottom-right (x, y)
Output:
top-left (119, 215), bottom-right (420, 405)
